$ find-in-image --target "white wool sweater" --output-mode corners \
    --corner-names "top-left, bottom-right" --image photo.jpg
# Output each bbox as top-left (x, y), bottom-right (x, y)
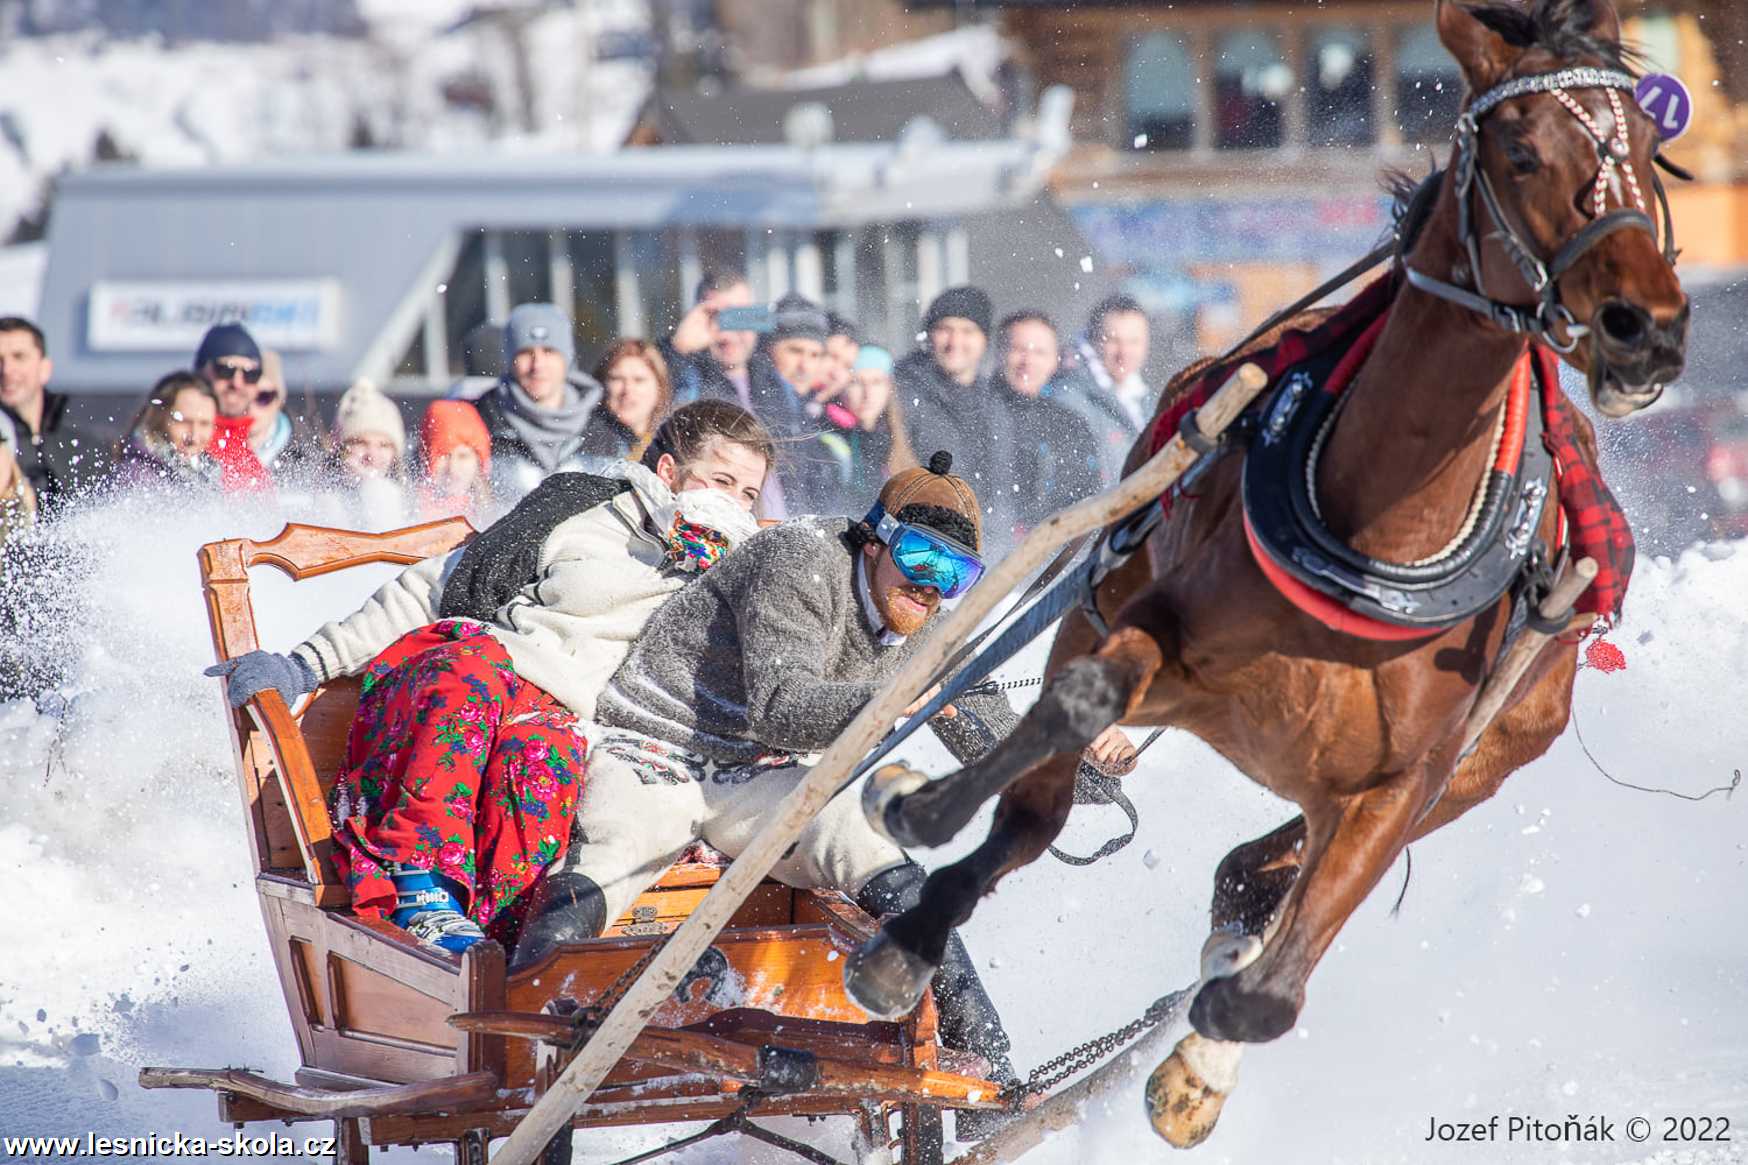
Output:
top-left (290, 476), bottom-right (686, 720)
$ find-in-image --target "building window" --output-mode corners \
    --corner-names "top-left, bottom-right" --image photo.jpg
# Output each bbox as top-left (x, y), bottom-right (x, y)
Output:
top-left (1395, 24), bottom-right (1465, 144)
top-left (629, 231), bottom-right (684, 343)
top-left (1307, 26), bottom-right (1376, 147)
top-left (500, 230), bottom-right (553, 307)
top-left (443, 232), bottom-right (489, 375)
top-left (1214, 29), bottom-right (1290, 150)
top-left (567, 231), bottom-right (619, 359)
top-left (1125, 31), bottom-right (1196, 150)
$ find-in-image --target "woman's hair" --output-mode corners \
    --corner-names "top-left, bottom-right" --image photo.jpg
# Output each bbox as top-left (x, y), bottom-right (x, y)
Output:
top-left (640, 399), bottom-right (776, 478)
top-left (127, 371), bottom-right (215, 447)
top-left (592, 339), bottom-right (673, 437)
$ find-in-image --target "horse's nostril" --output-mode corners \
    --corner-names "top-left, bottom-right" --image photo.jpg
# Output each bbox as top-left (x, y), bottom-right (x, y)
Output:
top-left (1598, 302), bottom-right (1649, 347)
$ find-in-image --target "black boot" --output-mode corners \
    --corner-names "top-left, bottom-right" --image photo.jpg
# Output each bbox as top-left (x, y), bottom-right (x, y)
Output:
top-left (855, 865), bottom-right (1018, 1142)
top-left (509, 871), bottom-right (608, 972)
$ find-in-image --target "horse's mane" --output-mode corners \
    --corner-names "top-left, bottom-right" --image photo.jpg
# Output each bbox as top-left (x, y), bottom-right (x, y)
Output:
top-left (1463, 0), bottom-right (1643, 72)
top-left (1383, 167), bottom-right (1444, 261)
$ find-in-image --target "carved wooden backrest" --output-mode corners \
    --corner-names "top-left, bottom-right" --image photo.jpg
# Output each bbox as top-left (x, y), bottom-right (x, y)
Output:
top-left (199, 519), bottom-right (475, 905)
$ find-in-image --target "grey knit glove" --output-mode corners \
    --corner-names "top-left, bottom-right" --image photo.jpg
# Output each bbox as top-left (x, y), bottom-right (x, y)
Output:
top-left (204, 651), bottom-right (319, 709)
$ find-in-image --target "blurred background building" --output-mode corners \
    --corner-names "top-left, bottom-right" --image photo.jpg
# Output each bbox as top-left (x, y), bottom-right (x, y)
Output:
top-left (3, 0), bottom-right (1746, 540)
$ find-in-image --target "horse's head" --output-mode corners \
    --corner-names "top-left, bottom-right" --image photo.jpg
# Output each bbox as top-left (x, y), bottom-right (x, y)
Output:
top-left (1434, 0), bottom-right (1688, 417)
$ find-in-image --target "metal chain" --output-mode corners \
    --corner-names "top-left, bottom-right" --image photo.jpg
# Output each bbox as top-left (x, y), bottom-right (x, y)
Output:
top-left (999, 991), bottom-right (1184, 1108)
top-left (594, 932), bottom-right (673, 1018)
top-left (597, 1091), bottom-right (849, 1165)
top-left (561, 933), bottom-right (676, 1050)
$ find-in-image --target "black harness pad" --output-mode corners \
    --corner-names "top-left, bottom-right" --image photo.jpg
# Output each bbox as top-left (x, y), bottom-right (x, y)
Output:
top-left (1242, 351), bottom-right (1555, 632)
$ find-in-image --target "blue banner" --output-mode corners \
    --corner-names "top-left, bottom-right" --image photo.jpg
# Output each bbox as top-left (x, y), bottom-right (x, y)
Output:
top-left (1069, 194), bottom-right (1394, 268)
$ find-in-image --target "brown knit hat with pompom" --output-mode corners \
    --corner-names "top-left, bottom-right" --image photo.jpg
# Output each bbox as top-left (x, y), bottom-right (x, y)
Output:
top-left (875, 450), bottom-right (982, 551)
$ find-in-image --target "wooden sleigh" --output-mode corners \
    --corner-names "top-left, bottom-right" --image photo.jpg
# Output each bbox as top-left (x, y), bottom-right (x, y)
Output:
top-left (140, 518), bottom-right (1003, 1165)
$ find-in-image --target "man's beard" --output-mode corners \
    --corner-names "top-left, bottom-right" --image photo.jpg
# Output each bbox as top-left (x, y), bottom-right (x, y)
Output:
top-left (877, 583), bottom-right (937, 637)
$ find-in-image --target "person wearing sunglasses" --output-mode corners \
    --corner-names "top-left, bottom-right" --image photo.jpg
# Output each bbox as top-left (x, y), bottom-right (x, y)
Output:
top-left (519, 449), bottom-right (1032, 1138)
top-left (247, 349), bottom-right (322, 480)
top-left (194, 323), bottom-right (272, 493)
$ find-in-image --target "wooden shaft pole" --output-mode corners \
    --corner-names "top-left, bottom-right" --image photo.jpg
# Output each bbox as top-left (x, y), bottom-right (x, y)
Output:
top-left (488, 365), bottom-right (1271, 1165)
top-left (1460, 556), bottom-right (1598, 756)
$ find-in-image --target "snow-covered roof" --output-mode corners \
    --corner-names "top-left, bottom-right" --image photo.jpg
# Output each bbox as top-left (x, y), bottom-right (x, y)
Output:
top-left (780, 25), bottom-right (1010, 107)
top-left (633, 73), bottom-right (1003, 147)
top-left (39, 139), bottom-right (1058, 393)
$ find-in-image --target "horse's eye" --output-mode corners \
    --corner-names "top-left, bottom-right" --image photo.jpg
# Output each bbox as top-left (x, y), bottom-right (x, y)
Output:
top-left (1505, 140), bottom-right (1541, 176)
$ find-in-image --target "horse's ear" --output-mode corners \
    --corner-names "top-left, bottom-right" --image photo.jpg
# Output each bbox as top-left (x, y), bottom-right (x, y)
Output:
top-left (1561, 0), bottom-right (1623, 47)
top-left (1436, 0), bottom-right (1515, 93)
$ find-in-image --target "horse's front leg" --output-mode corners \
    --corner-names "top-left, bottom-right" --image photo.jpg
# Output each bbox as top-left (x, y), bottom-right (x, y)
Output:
top-left (866, 625), bottom-right (1163, 850)
top-left (1410, 643), bottom-right (1575, 840)
top-left (843, 755), bottom-right (1077, 1021)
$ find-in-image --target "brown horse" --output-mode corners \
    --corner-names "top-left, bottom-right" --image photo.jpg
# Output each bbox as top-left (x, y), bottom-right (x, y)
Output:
top-left (842, 0), bottom-right (1688, 1144)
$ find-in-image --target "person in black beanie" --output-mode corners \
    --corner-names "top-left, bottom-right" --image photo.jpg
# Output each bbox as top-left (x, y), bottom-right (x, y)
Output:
top-left (745, 291), bottom-right (831, 510)
top-left (893, 286), bottom-right (1010, 541)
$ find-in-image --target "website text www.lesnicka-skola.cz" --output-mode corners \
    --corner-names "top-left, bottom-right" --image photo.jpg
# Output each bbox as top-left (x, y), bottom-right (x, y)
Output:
top-left (2, 1130), bottom-right (337, 1159)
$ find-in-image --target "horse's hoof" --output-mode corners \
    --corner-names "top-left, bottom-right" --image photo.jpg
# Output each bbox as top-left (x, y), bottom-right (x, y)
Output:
top-left (862, 763), bottom-right (929, 847)
top-left (1145, 1032), bottom-right (1243, 1149)
top-left (1188, 973), bottom-right (1300, 1043)
top-left (843, 929), bottom-right (936, 1020)
top-left (1199, 928), bottom-right (1264, 981)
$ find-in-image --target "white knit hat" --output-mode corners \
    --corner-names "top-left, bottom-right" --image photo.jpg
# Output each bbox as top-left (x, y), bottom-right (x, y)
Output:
top-left (334, 378), bottom-right (407, 455)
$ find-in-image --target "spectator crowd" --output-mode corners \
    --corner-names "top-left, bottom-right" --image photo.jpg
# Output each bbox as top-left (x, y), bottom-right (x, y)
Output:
top-left (0, 279), bottom-right (1162, 568)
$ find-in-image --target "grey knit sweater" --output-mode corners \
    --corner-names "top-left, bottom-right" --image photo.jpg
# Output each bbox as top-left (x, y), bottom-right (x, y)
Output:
top-left (596, 517), bottom-right (1012, 763)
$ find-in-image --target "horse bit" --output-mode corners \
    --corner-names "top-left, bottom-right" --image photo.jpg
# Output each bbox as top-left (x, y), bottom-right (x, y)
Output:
top-left (1406, 66), bottom-right (1683, 353)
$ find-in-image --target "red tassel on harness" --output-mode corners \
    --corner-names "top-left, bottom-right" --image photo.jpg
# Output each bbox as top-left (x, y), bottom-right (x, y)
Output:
top-left (1583, 637), bottom-right (1627, 673)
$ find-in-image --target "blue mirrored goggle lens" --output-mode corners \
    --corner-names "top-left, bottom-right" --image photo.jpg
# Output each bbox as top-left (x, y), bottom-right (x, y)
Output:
top-left (890, 527), bottom-right (984, 598)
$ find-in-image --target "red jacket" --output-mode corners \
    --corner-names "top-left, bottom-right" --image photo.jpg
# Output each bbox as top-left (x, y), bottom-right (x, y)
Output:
top-left (208, 415), bottom-right (272, 493)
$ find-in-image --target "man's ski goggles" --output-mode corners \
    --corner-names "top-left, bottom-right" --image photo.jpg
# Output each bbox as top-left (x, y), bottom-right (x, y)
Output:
top-left (871, 508), bottom-right (984, 598)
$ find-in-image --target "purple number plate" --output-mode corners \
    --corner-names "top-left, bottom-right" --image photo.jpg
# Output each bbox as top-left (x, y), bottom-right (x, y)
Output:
top-left (1635, 73), bottom-right (1693, 142)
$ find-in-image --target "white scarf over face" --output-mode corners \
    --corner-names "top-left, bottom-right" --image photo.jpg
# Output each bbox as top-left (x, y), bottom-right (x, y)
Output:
top-left (620, 461), bottom-right (761, 571)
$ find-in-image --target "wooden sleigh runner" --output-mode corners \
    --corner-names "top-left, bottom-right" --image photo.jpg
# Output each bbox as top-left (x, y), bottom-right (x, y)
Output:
top-left (140, 517), bottom-right (1003, 1165)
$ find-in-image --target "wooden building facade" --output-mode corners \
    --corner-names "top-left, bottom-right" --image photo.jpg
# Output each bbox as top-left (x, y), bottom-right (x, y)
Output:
top-left (909, 0), bottom-right (1748, 351)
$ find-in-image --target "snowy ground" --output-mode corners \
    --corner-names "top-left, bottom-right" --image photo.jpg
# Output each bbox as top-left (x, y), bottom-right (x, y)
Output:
top-left (0, 491), bottom-right (1743, 1164)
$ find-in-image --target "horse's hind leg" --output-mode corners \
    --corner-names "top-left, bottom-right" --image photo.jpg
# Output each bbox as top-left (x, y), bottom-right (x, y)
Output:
top-left (1191, 763), bottom-right (1446, 1044)
top-left (1145, 930), bottom-right (1265, 1149)
top-left (868, 626), bottom-right (1162, 850)
top-left (1212, 816), bottom-right (1307, 937)
top-left (1139, 817), bottom-right (1306, 1149)
top-left (844, 757), bottom-right (1076, 1021)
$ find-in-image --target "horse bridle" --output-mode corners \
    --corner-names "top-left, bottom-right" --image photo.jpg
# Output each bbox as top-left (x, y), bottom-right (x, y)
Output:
top-left (1406, 66), bottom-right (1683, 353)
